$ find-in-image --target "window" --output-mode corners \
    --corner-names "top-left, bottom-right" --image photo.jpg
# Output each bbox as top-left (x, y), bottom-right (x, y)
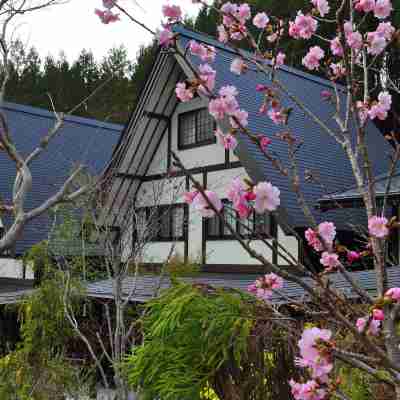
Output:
top-left (134, 204), bottom-right (186, 242)
top-left (178, 108), bottom-right (216, 149)
top-left (206, 200), bottom-right (274, 240)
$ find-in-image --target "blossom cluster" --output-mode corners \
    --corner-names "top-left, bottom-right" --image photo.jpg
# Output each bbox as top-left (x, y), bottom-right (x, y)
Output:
top-left (355, 287), bottom-right (400, 336)
top-left (305, 222), bottom-right (344, 271)
top-left (183, 177), bottom-right (280, 219)
top-left (290, 327), bottom-right (334, 400)
top-left (247, 273), bottom-right (283, 300)
top-left (257, 85), bottom-right (289, 125)
top-left (95, 0), bottom-right (119, 24)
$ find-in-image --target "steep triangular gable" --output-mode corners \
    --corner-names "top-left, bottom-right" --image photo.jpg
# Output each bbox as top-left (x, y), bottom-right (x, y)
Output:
top-left (104, 52), bottom-right (185, 229)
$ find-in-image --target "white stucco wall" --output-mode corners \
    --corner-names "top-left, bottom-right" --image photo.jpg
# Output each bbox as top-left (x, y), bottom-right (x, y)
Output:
top-left (0, 258), bottom-right (34, 279)
top-left (126, 100), bottom-right (299, 267)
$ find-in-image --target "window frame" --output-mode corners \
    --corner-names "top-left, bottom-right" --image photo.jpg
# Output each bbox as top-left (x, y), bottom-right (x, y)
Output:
top-left (205, 199), bottom-right (276, 241)
top-left (134, 204), bottom-right (187, 243)
top-left (178, 108), bottom-right (217, 150)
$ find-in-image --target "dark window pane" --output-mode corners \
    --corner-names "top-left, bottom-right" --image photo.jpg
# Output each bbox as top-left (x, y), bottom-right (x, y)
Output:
top-left (207, 214), bottom-right (220, 237)
top-left (159, 207), bottom-right (171, 239)
top-left (196, 108), bottom-right (215, 142)
top-left (172, 206), bottom-right (184, 239)
top-left (255, 213), bottom-right (271, 236)
top-left (179, 112), bottom-right (196, 147)
top-left (223, 203), bottom-right (236, 236)
top-left (179, 109), bottom-right (215, 148)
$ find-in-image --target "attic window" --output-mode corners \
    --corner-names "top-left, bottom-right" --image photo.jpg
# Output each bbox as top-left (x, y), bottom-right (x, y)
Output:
top-left (178, 108), bottom-right (216, 150)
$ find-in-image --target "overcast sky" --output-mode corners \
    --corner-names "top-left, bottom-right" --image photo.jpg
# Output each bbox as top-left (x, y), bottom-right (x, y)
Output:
top-left (14, 0), bottom-right (201, 62)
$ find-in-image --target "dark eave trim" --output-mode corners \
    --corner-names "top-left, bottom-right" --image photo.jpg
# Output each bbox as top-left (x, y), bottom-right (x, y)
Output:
top-left (143, 161), bottom-right (242, 182)
top-left (143, 111), bottom-right (170, 122)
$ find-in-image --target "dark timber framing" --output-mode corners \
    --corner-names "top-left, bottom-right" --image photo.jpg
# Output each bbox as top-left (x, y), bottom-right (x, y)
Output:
top-left (108, 58), bottom-right (179, 227)
top-left (202, 171), bottom-right (207, 265)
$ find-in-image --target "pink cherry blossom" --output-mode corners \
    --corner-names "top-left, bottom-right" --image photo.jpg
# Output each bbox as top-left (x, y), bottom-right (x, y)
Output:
top-left (289, 379), bottom-right (327, 400)
top-left (367, 32), bottom-right (387, 55)
top-left (182, 191), bottom-right (198, 204)
top-left (253, 182), bottom-right (280, 213)
top-left (318, 222), bottom-right (336, 246)
top-left (374, 0), bottom-right (392, 19)
top-left (368, 215), bottom-right (389, 238)
top-left (320, 252), bottom-right (340, 270)
top-left (372, 309), bottom-right (385, 321)
top-left (175, 82), bottom-right (193, 102)
top-left (346, 30), bottom-right (363, 50)
top-left (215, 129), bottom-right (238, 151)
top-left (347, 250), bottom-right (361, 264)
top-left (302, 46), bottom-right (324, 71)
top-left (376, 21), bottom-right (395, 39)
top-left (237, 3), bottom-right (251, 23)
top-left (157, 28), bottom-right (174, 47)
top-left (103, 0), bottom-right (116, 9)
top-left (253, 12), bottom-right (269, 29)
top-left (330, 37), bottom-right (344, 56)
top-left (330, 62), bottom-right (346, 78)
top-left (162, 5), bottom-right (182, 21)
top-left (321, 90), bottom-right (332, 100)
top-left (385, 287), bottom-right (400, 301)
top-left (268, 106), bottom-right (287, 125)
top-left (230, 58), bottom-right (248, 75)
top-left (378, 91), bottom-right (392, 109)
top-left (260, 136), bottom-right (272, 151)
top-left (355, 0), bottom-right (376, 12)
top-left (298, 327), bottom-right (332, 363)
top-left (368, 319), bottom-right (382, 335)
top-left (230, 109), bottom-right (249, 128)
top-left (209, 98), bottom-right (228, 120)
top-left (219, 85), bottom-right (239, 98)
top-left (95, 9), bottom-right (120, 24)
top-left (305, 228), bottom-right (324, 252)
top-left (311, 0), bottom-right (330, 17)
top-left (356, 317), bottom-right (367, 332)
top-left (189, 41), bottom-right (216, 63)
top-left (198, 64), bottom-right (216, 93)
top-left (265, 273), bottom-right (284, 290)
top-left (248, 273), bottom-right (283, 300)
top-left (289, 12), bottom-right (318, 40)
top-left (217, 25), bottom-right (229, 43)
top-left (192, 190), bottom-right (222, 218)
top-left (273, 52), bottom-right (286, 68)
top-left (356, 317), bottom-right (381, 335)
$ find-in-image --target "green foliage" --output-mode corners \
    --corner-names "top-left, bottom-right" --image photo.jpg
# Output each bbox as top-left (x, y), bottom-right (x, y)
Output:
top-left (0, 278), bottom-right (89, 399)
top-left (5, 41), bottom-right (157, 124)
top-left (336, 365), bottom-right (373, 400)
top-left (125, 283), bottom-right (254, 400)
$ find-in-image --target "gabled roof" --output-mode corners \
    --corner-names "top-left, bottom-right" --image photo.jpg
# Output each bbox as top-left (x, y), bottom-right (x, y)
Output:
top-left (85, 268), bottom-right (400, 304)
top-left (0, 102), bottom-right (122, 255)
top-left (318, 168), bottom-right (400, 210)
top-left (173, 26), bottom-right (390, 230)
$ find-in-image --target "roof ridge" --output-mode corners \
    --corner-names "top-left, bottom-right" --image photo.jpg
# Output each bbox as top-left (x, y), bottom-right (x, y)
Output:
top-left (174, 25), bottom-right (336, 89)
top-left (3, 101), bottom-right (123, 132)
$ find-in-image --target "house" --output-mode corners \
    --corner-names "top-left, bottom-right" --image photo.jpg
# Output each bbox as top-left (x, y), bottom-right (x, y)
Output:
top-left (318, 167), bottom-right (400, 263)
top-left (0, 102), bottom-right (122, 281)
top-left (104, 26), bottom-right (389, 275)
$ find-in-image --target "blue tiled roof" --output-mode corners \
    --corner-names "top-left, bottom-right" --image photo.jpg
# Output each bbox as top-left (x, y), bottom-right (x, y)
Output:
top-left (0, 102), bottom-right (122, 255)
top-left (175, 26), bottom-right (391, 230)
top-left (85, 268), bottom-right (400, 304)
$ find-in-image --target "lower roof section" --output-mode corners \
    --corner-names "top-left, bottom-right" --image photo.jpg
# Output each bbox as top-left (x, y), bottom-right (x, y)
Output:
top-left (86, 268), bottom-right (400, 304)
